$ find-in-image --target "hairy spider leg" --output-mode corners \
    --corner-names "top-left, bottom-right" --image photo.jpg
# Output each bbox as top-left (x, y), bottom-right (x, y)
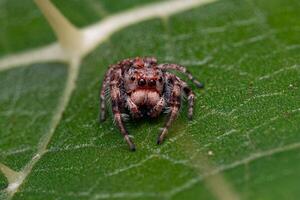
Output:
top-left (157, 74), bottom-right (182, 145)
top-left (99, 65), bottom-right (120, 122)
top-left (110, 69), bottom-right (136, 151)
top-left (181, 80), bottom-right (195, 120)
top-left (99, 73), bottom-right (110, 122)
top-left (158, 63), bottom-right (204, 88)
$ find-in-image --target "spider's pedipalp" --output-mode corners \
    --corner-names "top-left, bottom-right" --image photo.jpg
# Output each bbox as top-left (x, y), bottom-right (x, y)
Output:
top-left (126, 98), bottom-right (142, 119)
top-left (148, 97), bottom-right (165, 118)
top-left (158, 63), bottom-right (204, 88)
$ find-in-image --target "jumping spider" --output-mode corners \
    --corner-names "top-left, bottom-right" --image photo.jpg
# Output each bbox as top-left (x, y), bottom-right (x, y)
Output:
top-left (99, 57), bottom-right (203, 151)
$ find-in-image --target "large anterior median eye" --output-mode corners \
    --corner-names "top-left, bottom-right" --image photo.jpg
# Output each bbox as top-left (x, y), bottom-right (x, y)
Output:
top-left (131, 77), bottom-right (135, 81)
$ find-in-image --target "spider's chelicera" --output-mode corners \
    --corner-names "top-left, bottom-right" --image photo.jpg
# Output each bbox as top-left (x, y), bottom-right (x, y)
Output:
top-left (99, 57), bottom-right (203, 151)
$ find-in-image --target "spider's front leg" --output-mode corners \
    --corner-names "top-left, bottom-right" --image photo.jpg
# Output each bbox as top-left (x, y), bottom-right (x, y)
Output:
top-left (110, 70), bottom-right (136, 151)
top-left (157, 76), bottom-right (181, 145)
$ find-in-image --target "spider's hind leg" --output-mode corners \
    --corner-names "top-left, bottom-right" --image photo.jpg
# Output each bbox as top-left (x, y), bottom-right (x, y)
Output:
top-left (158, 63), bottom-right (204, 88)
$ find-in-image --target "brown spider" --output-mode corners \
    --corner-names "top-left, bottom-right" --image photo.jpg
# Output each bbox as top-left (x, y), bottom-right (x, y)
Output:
top-left (99, 57), bottom-right (203, 151)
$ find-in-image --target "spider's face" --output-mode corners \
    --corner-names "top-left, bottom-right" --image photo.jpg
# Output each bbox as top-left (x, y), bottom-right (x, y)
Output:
top-left (124, 58), bottom-right (165, 94)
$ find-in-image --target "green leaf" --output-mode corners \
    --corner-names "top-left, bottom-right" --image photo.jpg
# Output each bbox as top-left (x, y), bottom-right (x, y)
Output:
top-left (1, 0), bottom-right (300, 199)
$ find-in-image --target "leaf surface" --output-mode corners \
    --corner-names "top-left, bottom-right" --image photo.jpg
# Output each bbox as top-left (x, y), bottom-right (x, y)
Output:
top-left (0, 0), bottom-right (300, 199)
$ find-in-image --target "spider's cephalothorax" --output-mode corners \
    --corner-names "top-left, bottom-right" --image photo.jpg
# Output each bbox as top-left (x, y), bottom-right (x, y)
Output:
top-left (99, 57), bottom-right (204, 151)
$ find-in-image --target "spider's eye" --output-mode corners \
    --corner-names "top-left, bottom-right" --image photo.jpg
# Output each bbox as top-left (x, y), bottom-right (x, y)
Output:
top-left (158, 77), bottom-right (163, 83)
top-left (130, 77), bottom-right (135, 81)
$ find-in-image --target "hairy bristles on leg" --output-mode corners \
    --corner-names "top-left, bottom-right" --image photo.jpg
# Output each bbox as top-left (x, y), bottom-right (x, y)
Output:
top-left (158, 106), bottom-right (179, 144)
top-left (110, 69), bottom-right (135, 151)
top-left (105, 86), bottom-right (110, 97)
top-left (157, 75), bottom-right (181, 144)
top-left (99, 80), bottom-right (110, 122)
top-left (121, 113), bottom-right (130, 122)
top-left (187, 94), bottom-right (195, 120)
top-left (163, 106), bottom-right (171, 114)
top-left (99, 67), bottom-right (114, 122)
top-left (181, 80), bottom-right (195, 120)
top-left (158, 63), bottom-right (204, 88)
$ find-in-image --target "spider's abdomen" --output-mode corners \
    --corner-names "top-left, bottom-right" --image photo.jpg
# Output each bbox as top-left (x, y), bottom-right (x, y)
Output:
top-left (130, 89), bottom-right (160, 108)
